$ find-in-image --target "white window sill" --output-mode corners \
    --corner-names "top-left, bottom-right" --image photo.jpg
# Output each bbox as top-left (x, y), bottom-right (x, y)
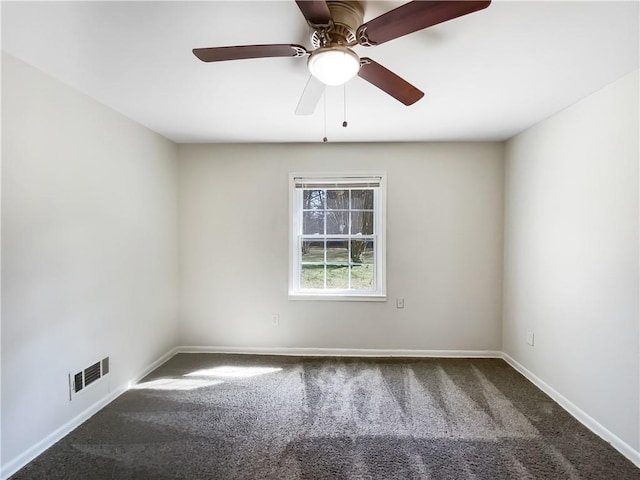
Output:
top-left (288, 293), bottom-right (387, 302)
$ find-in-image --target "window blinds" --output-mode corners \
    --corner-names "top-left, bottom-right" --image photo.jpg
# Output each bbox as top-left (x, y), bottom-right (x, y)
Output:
top-left (294, 177), bottom-right (382, 189)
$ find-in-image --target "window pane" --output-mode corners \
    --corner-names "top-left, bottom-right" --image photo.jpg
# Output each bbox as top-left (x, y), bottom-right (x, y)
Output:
top-left (350, 239), bottom-right (374, 264)
top-left (327, 189), bottom-right (349, 209)
top-left (326, 210), bottom-right (349, 234)
top-left (301, 264), bottom-right (324, 289)
top-left (326, 240), bottom-right (349, 263)
top-left (351, 239), bottom-right (374, 289)
top-left (303, 190), bottom-right (325, 210)
top-left (351, 211), bottom-right (373, 235)
top-left (301, 241), bottom-right (324, 263)
top-left (326, 265), bottom-right (348, 289)
top-left (351, 190), bottom-right (373, 209)
top-left (350, 264), bottom-right (374, 290)
top-left (363, 240), bottom-right (375, 264)
top-left (303, 211), bottom-right (324, 234)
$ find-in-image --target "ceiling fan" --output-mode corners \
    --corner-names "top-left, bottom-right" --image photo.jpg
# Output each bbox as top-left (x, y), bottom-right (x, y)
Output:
top-left (193, 1), bottom-right (491, 114)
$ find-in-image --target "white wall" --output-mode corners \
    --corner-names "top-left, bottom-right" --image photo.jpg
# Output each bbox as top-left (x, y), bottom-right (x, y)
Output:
top-left (178, 142), bottom-right (504, 352)
top-left (503, 70), bottom-right (639, 452)
top-left (1, 53), bottom-right (179, 470)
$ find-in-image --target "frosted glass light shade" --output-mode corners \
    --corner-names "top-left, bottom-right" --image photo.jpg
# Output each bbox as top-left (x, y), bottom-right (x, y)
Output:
top-left (308, 47), bottom-right (360, 86)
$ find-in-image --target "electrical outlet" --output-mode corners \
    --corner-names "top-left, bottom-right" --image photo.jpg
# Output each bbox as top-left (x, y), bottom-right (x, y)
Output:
top-left (526, 331), bottom-right (534, 346)
top-left (271, 314), bottom-right (280, 326)
top-left (396, 298), bottom-right (405, 309)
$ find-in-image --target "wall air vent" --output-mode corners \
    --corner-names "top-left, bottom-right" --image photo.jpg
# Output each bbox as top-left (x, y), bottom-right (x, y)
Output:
top-left (69, 356), bottom-right (110, 400)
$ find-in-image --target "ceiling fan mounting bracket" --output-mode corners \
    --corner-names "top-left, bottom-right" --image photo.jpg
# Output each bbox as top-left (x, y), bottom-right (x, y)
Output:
top-left (356, 25), bottom-right (375, 47)
top-left (311, 1), bottom-right (364, 48)
top-left (291, 46), bottom-right (308, 57)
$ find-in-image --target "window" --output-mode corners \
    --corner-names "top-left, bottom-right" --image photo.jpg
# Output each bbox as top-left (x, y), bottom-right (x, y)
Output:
top-left (289, 173), bottom-right (386, 300)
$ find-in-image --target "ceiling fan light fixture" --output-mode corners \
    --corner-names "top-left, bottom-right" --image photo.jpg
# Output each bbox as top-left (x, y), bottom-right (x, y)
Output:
top-left (308, 46), bottom-right (360, 86)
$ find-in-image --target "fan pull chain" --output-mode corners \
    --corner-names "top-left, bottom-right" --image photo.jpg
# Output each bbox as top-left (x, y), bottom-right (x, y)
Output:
top-left (323, 90), bottom-right (328, 143)
top-left (342, 83), bottom-right (348, 128)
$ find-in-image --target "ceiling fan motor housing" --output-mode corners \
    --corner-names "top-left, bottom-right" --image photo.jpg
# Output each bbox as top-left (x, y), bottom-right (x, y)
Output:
top-left (311, 1), bottom-right (364, 47)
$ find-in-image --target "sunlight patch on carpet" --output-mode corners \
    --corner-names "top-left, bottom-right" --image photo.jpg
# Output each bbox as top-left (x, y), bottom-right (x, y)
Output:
top-left (132, 378), bottom-right (223, 391)
top-left (185, 365), bottom-right (282, 378)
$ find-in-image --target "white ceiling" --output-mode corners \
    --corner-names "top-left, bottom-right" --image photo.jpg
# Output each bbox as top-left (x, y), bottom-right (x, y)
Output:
top-left (2, 1), bottom-right (638, 144)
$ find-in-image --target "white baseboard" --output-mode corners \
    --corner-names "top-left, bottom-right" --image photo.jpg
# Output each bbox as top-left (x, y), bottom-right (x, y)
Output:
top-left (128, 347), bottom-right (179, 386)
top-left (178, 345), bottom-right (503, 358)
top-left (501, 353), bottom-right (640, 469)
top-left (1, 347), bottom-right (180, 480)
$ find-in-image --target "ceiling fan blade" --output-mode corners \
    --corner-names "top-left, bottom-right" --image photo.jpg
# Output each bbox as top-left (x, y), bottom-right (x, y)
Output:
top-left (358, 58), bottom-right (424, 106)
top-left (296, 75), bottom-right (326, 115)
top-left (357, 1), bottom-right (491, 46)
top-left (295, 0), bottom-right (332, 25)
top-left (193, 44), bottom-right (308, 62)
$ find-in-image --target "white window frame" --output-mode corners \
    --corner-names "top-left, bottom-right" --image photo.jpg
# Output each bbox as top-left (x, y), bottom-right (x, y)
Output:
top-left (288, 172), bottom-right (387, 301)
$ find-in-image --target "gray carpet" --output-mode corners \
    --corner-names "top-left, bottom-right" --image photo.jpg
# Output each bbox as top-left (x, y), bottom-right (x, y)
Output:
top-left (10, 354), bottom-right (640, 479)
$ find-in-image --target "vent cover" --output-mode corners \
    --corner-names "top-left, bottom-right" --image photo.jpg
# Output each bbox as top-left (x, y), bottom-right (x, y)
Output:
top-left (73, 372), bottom-right (84, 393)
top-left (101, 357), bottom-right (110, 376)
top-left (69, 356), bottom-right (110, 400)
